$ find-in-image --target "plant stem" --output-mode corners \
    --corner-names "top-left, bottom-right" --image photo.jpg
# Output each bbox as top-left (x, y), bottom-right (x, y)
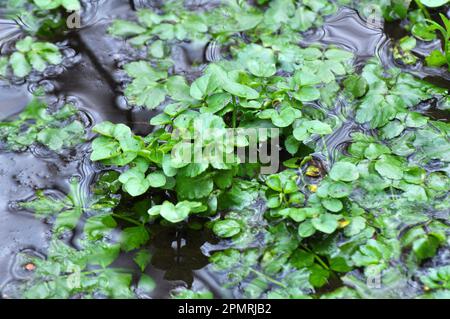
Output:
top-left (232, 97), bottom-right (237, 128)
top-left (111, 213), bottom-right (142, 226)
top-left (250, 268), bottom-right (288, 289)
top-left (301, 244), bottom-right (330, 270)
top-left (414, 0), bottom-right (431, 20)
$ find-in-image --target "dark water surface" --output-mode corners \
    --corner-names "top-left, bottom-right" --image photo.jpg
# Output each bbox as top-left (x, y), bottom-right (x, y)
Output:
top-left (0, 1), bottom-right (449, 298)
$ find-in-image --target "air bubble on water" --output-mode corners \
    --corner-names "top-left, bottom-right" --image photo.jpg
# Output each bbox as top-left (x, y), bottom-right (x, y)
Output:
top-left (115, 95), bottom-right (131, 111)
top-left (63, 47), bottom-right (77, 58)
top-left (37, 80), bottom-right (55, 93)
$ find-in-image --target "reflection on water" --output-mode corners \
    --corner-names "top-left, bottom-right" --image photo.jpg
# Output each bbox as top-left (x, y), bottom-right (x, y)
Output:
top-left (151, 225), bottom-right (212, 286)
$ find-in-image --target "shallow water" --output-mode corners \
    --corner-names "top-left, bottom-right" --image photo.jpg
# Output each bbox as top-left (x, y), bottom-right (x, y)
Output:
top-left (0, 1), bottom-right (449, 299)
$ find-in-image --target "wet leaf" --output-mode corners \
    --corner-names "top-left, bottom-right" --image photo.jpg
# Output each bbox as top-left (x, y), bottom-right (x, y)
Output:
top-left (213, 219), bottom-right (241, 238)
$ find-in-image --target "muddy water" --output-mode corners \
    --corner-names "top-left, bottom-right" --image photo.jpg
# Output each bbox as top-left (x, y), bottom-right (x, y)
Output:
top-left (0, 1), bottom-right (449, 299)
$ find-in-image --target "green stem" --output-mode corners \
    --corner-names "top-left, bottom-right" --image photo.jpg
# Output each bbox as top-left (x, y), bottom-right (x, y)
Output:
top-left (111, 213), bottom-right (142, 226)
top-left (415, 0), bottom-right (431, 20)
top-left (48, 267), bottom-right (131, 280)
top-left (389, 185), bottom-right (397, 201)
top-left (232, 97), bottom-right (237, 129)
top-left (301, 244), bottom-right (330, 270)
top-left (297, 168), bottom-right (307, 192)
top-left (250, 269), bottom-right (288, 289)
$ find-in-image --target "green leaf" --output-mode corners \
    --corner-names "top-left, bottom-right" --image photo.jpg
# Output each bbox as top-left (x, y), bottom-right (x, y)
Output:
top-left (412, 23), bottom-right (437, 41)
top-left (124, 61), bottom-right (167, 80)
top-left (208, 64), bottom-right (259, 99)
top-left (204, 93), bottom-right (232, 113)
top-left (375, 155), bottom-right (404, 180)
top-left (306, 120), bottom-right (332, 135)
top-left (91, 137), bottom-right (120, 161)
top-left (160, 201), bottom-right (189, 223)
top-left (148, 200), bottom-right (203, 223)
top-left (109, 20), bottom-right (146, 37)
top-left (146, 171), bottom-right (166, 188)
top-left (84, 214), bottom-right (117, 240)
top-left (100, 269), bottom-right (133, 298)
top-left (54, 208), bottom-right (82, 232)
top-left (266, 175), bottom-right (282, 192)
top-left (237, 44), bottom-right (276, 77)
top-left (176, 174), bottom-right (214, 199)
top-left (190, 73), bottom-right (219, 100)
top-left (134, 250), bottom-right (152, 272)
top-left (0, 56), bottom-right (8, 76)
top-left (344, 216), bottom-right (366, 237)
top-left (329, 162), bottom-right (359, 182)
top-left (222, 80), bottom-right (259, 100)
top-left (413, 235), bottom-right (441, 261)
top-left (364, 143), bottom-right (390, 160)
top-left (19, 192), bottom-right (66, 217)
top-left (322, 198), bottom-right (343, 212)
top-left (149, 40), bottom-right (165, 58)
top-left (311, 213), bottom-right (339, 234)
top-left (137, 274), bottom-right (156, 294)
top-left (420, 266), bottom-right (450, 289)
top-left (121, 226), bottom-right (149, 252)
top-left (399, 36), bottom-right (416, 51)
top-left (125, 81), bottom-right (167, 109)
top-left (327, 181), bottom-right (352, 198)
top-left (36, 127), bottom-right (63, 150)
top-left (329, 257), bottom-right (352, 272)
top-left (213, 219), bottom-right (241, 238)
top-left (426, 50), bottom-right (447, 68)
top-left (288, 208), bottom-right (307, 222)
top-left (16, 36), bottom-right (33, 52)
top-left (296, 86), bottom-right (320, 102)
top-left (120, 170), bottom-right (150, 197)
top-left (344, 75), bottom-right (368, 98)
top-left (166, 76), bottom-right (192, 101)
top-left (290, 250), bottom-right (315, 268)
top-left (264, 105), bottom-right (301, 128)
top-left (61, 0), bottom-right (81, 11)
top-left (309, 264), bottom-right (330, 288)
top-left (420, 0), bottom-right (449, 8)
top-left (298, 220), bottom-right (316, 238)
top-left (87, 243), bottom-right (120, 268)
top-left (10, 52), bottom-right (31, 77)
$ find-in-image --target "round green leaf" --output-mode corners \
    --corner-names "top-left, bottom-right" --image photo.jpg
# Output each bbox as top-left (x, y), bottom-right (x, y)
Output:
top-left (146, 171), bottom-right (166, 188)
top-left (322, 198), bottom-right (343, 212)
top-left (375, 155), bottom-right (404, 180)
top-left (213, 219), bottom-right (241, 238)
top-left (159, 201), bottom-right (189, 223)
top-left (311, 213), bottom-right (339, 234)
top-left (329, 162), bottom-right (359, 182)
top-left (420, 0), bottom-right (449, 8)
